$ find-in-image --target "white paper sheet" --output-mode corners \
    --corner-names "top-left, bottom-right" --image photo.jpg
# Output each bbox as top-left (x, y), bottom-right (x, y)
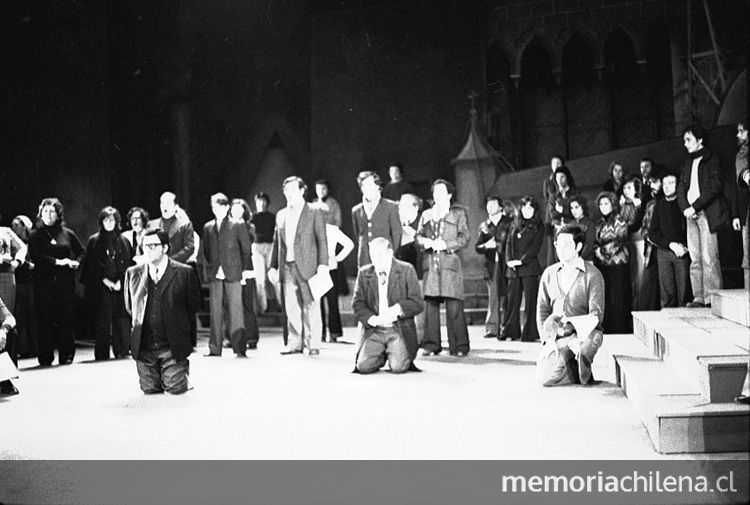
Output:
top-left (0, 352), bottom-right (19, 381)
top-left (308, 270), bottom-right (333, 300)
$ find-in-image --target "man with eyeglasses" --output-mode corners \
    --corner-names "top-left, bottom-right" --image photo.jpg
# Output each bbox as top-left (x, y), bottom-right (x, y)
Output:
top-left (124, 228), bottom-right (200, 394)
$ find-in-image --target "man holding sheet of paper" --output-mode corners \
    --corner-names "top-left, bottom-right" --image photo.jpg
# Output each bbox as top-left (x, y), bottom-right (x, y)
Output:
top-left (269, 176), bottom-right (329, 357)
top-left (536, 224), bottom-right (605, 386)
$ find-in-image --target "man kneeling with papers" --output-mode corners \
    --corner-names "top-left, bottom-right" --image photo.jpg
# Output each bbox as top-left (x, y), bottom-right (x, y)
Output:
top-left (536, 224), bottom-right (605, 386)
top-left (352, 237), bottom-right (424, 373)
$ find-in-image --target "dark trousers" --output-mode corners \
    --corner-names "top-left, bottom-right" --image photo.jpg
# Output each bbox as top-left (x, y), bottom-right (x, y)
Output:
top-left (320, 270), bottom-right (343, 339)
top-left (600, 263), bottom-right (632, 333)
top-left (500, 275), bottom-right (539, 341)
top-left (422, 296), bottom-right (469, 354)
top-left (637, 258), bottom-right (661, 311)
top-left (241, 280), bottom-right (259, 346)
top-left (93, 290), bottom-right (130, 360)
top-left (656, 248), bottom-right (691, 308)
top-left (136, 348), bottom-right (189, 395)
top-left (35, 282), bottom-right (76, 366)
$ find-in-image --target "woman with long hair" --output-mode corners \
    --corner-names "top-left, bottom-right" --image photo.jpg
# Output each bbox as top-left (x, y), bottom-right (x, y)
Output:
top-left (79, 207), bottom-right (134, 360)
top-left (545, 166), bottom-right (578, 265)
top-left (594, 192), bottom-right (632, 333)
top-left (499, 196), bottom-right (544, 341)
top-left (28, 197), bottom-right (85, 366)
top-left (567, 195), bottom-right (596, 262)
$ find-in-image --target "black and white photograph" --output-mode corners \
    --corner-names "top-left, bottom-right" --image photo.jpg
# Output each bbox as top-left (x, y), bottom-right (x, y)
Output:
top-left (0, 0), bottom-right (748, 504)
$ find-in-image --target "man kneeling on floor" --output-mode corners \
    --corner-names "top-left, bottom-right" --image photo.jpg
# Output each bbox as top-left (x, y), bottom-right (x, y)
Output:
top-left (125, 228), bottom-right (201, 394)
top-left (536, 224), bottom-right (605, 386)
top-left (352, 237), bottom-right (424, 373)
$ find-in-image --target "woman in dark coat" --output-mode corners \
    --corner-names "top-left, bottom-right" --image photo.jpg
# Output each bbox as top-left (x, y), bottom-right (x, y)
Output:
top-left (416, 179), bottom-right (471, 356)
top-left (28, 197), bottom-right (85, 366)
top-left (230, 198), bottom-right (260, 349)
top-left (80, 207), bottom-right (134, 360)
top-left (594, 192), bottom-right (633, 333)
top-left (500, 195), bottom-right (544, 341)
top-left (602, 161), bottom-right (626, 198)
top-left (545, 166), bottom-right (578, 265)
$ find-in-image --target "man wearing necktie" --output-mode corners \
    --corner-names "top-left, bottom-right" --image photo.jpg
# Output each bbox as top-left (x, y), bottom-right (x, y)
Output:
top-left (352, 237), bottom-right (424, 373)
top-left (124, 228), bottom-right (200, 394)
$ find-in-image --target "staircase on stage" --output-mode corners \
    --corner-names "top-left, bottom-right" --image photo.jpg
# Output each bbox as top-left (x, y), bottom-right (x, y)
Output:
top-left (606, 289), bottom-right (750, 454)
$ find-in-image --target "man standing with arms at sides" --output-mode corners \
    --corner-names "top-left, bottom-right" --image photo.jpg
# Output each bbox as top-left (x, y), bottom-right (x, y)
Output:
top-left (201, 193), bottom-right (253, 358)
top-left (351, 171), bottom-right (402, 268)
top-left (382, 163), bottom-right (414, 202)
top-left (639, 158), bottom-right (655, 205)
top-left (536, 225), bottom-right (605, 387)
top-left (124, 229), bottom-right (201, 394)
top-left (352, 237), bottom-right (423, 373)
top-left (475, 195), bottom-right (512, 340)
top-left (677, 125), bottom-right (739, 307)
top-left (269, 176), bottom-right (329, 356)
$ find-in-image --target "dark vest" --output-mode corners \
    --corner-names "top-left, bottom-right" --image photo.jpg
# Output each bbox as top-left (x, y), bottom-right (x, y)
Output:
top-left (140, 275), bottom-right (169, 352)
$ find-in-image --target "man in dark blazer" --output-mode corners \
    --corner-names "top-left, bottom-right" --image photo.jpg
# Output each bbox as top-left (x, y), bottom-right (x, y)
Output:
top-left (352, 237), bottom-right (424, 373)
top-left (677, 124), bottom-right (739, 307)
top-left (148, 191), bottom-right (196, 264)
top-left (124, 228), bottom-right (201, 394)
top-left (351, 171), bottom-right (402, 267)
top-left (269, 176), bottom-right (329, 356)
top-left (201, 192), bottom-right (253, 357)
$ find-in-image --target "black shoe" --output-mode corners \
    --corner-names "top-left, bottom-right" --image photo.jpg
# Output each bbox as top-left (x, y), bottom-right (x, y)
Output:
top-left (0, 382), bottom-right (19, 396)
top-left (483, 333), bottom-right (497, 339)
top-left (235, 352), bottom-right (247, 358)
top-left (280, 349), bottom-right (303, 355)
top-left (421, 349), bottom-right (441, 356)
top-left (686, 301), bottom-right (706, 308)
top-left (734, 395), bottom-right (750, 405)
top-left (247, 342), bottom-right (257, 350)
top-left (203, 353), bottom-right (221, 357)
top-left (59, 357), bottom-right (74, 365)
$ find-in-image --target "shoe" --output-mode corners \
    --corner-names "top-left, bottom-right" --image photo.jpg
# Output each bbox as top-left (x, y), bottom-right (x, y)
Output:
top-left (59, 358), bottom-right (73, 365)
top-left (280, 349), bottom-right (303, 355)
top-left (308, 349), bottom-right (320, 356)
top-left (235, 352), bottom-right (247, 358)
top-left (0, 382), bottom-right (19, 396)
top-left (734, 395), bottom-right (750, 405)
top-left (457, 351), bottom-right (469, 357)
top-left (421, 349), bottom-right (440, 356)
top-left (203, 353), bottom-right (221, 357)
top-left (483, 333), bottom-right (497, 339)
top-left (686, 301), bottom-right (706, 308)
top-left (247, 342), bottom-right (257, 350)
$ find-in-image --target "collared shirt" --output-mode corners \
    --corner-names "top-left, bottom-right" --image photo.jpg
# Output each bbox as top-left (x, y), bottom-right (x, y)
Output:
top-left (687, 156), bottom-right (702, 205)
top-left (284, 203), bottom-right (304, 262)
top-left (148, 256), bottom-right (168, 283)
top-left (554, 256), bottom-right (586, 308)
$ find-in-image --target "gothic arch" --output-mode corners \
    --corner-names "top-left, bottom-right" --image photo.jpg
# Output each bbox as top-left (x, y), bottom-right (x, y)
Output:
top-left (559, 25), bottom-right (602, 69)
top-left (513, 28), bottom-right (559, 77)
top-left (601, 21), bottom-right (646, 65)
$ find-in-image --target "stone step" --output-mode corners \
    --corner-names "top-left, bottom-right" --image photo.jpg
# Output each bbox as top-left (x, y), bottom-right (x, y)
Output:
top-left (606, 334), bottom-right (749, 454)
top-left (632, 310), bottom-right (749, 403)
top-left (655, 328), bottom-right (747, 403)
top-left (711, 289), bottom-right (750, 327)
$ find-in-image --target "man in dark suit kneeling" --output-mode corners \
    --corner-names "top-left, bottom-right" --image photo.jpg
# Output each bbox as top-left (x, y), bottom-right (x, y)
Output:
top-left (352, 237), bottom-right (424, 374)
top-left (124, 228), bottom-right (201, 394)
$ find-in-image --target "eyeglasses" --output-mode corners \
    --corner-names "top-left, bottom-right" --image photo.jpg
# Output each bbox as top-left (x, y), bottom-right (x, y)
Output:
top-left (143, 243), bottom-right (162, 250)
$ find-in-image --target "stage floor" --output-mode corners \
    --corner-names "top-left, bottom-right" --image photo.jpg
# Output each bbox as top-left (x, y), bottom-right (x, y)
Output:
top-left (1, 326), bottom-right (747, 460)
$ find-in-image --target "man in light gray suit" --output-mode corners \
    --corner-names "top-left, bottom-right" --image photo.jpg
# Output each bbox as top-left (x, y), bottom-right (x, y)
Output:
top-left (269, 176), bottom-right (329, 356)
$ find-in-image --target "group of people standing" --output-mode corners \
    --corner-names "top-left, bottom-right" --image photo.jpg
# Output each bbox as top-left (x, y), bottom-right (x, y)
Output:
top-left (475, 122), bottom-right (749, 347)
top-left (1, 121), bottom-right (748, 395)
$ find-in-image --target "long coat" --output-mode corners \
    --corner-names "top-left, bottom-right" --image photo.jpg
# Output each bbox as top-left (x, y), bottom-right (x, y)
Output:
top-left (79, 231), bottom-right (134, 315)
top-left (148, 208), bottom-right (195, 263)
top-left (416, 204), bottom-right (470, 300)
top-left (351, 198), bottom-right (402, 267)
top-left (352, 258), bottom-right (424, 360)
top-left (124, 259), bottom-right (201, 362)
